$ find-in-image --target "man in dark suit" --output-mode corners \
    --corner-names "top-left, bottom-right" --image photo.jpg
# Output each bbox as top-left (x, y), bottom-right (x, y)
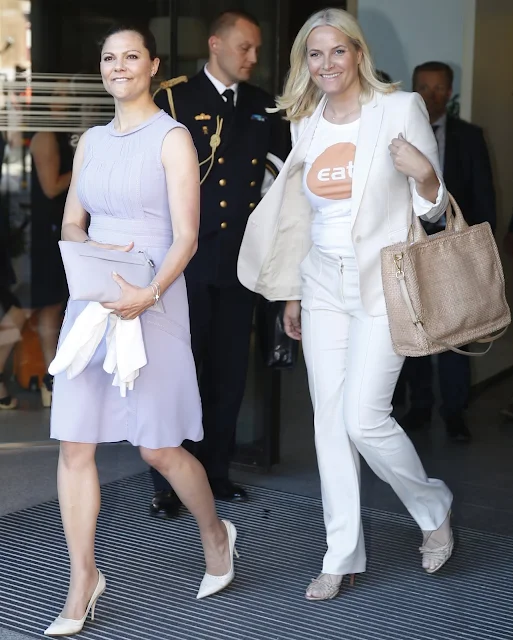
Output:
top-left (397, 61), bottom-right (496, 442)
top-left (149, 10), bottom-right (285, 515)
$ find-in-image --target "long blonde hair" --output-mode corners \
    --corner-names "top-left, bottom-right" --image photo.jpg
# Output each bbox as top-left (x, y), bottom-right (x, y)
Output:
top-left (276, 8), bottom-right (399, 122)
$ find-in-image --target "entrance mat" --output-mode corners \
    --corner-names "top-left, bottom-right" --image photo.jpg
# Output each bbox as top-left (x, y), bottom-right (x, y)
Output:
top-left (0, 473), bottom-right (511, 639)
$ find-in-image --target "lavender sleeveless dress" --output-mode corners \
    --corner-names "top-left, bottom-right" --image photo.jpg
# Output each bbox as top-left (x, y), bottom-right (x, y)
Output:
top-left (50, 111), bottom-right (203, 448)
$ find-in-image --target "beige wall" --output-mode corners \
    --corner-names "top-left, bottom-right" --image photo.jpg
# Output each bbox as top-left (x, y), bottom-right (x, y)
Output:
top-left (472, 0), bottom-right (513, 241)
top-left (471, 0), bottom-right (513, 382)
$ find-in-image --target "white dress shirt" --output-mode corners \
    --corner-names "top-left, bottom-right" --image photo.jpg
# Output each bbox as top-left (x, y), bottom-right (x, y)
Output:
top-left (204, 64), bottom-right (238, 105)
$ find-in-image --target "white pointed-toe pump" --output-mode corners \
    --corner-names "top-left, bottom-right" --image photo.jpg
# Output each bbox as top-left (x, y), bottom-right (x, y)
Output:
top-left (197, 520), bottom-right (239, 600)
top-left (44, 569), bottom-right (106, 637)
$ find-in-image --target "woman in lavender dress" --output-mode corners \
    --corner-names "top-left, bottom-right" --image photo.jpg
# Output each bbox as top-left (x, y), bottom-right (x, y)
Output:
top-left (45, 24), bottom-right (238, 637)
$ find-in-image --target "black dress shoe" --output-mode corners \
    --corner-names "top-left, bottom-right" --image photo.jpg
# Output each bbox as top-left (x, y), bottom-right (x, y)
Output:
top-left (210, 479), bottom-right (248, 503)
top-left (400, 407), bottom-right (432, 431)
top-left (445, 414), bottom-right (472, 443)
top-left (149, 490), bottom-right (182, 518)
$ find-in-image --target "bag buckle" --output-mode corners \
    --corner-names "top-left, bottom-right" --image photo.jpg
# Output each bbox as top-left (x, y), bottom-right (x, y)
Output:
top-left (138, 251), bottom-right (155, 269)
top-left (394, 253), bottom-right (404, 279)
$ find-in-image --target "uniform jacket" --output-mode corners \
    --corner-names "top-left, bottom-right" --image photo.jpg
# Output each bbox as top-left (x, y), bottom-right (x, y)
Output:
top-left (154, 70), bottom-right (286, 286)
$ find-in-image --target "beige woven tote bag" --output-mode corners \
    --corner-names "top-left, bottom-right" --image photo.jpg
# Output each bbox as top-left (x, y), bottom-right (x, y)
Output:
top-left (381, 193), bottom-right (510, 357)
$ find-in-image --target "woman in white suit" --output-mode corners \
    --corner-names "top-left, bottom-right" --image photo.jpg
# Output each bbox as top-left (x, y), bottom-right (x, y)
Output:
top-left (238, 8), bottom-right (454, 600)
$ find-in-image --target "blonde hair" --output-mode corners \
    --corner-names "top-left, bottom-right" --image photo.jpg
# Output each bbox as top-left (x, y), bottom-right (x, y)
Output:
top-left (276, 8), bottom-right (399, 122)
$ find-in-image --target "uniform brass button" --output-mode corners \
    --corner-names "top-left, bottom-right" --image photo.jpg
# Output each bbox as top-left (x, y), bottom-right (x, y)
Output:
top-left (219, 179), bottom-right (226, 186)
top-left (251, 158), bottom-right (258, 165)
top-left (220, 200), bottom-right (227, 208)
top-left (221, 222), bottom-right (228, 229)
top-left (218, 157), bottom-right (225, 164)
top-left (250, 181), bottom-right (256, 187)
top-left (249, 202), bottom-right (256, 209)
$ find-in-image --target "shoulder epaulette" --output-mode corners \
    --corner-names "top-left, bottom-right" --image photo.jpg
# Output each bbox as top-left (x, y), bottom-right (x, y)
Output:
top-left (153, 76), bottom-right (188, 120)
top-left (158, 76), bottom-right (188, 90)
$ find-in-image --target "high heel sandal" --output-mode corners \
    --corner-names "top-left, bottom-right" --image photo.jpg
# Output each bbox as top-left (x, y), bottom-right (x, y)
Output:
top-left (197, 520), bottom-right (238, 599)
top-left (420, 511), bottom-right (454, 574)
top-left (44, 570), bottom-right (106, 637)
top-left (305, 573), bottom-right (356, 601)
top-left (0, 373), bottom-right (17, 410)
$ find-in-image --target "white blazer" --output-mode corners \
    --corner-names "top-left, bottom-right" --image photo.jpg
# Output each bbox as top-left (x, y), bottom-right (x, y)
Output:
top-left (237, 90), bottom-right (449, 316)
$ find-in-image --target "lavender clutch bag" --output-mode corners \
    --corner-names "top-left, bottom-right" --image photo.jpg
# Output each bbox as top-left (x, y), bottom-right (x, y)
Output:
top-left (58, 241), bottom-right (164, 312)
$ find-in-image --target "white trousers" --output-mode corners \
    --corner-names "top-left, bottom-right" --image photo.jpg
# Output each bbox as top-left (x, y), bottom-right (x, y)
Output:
top-left (300, 246), bottom-right (453, 575)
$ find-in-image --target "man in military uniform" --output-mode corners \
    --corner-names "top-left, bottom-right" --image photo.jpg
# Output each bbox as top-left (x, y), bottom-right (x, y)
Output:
top-left (149, 10), bottom-right (285, 515)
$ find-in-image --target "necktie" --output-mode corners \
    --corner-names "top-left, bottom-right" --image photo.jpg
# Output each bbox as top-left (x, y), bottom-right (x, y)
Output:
top-left (432, 124), bottom-right (439, 135)
top-left (223, 89), bottom-right (235, 116)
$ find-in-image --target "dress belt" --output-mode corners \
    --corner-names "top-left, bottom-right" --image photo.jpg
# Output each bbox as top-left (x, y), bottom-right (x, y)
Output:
top-left (89, 218), bottom-right (173, 248)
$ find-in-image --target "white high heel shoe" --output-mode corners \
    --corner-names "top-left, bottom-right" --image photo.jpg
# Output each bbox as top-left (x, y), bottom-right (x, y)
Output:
top-left (197, 520), bottom-right (239, 599)
top-left (44, 569), bottom-right (106, 637)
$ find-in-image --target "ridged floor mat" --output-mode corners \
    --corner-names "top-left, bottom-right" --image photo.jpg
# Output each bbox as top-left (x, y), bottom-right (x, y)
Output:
top-left (0, 473), bottom-right (510, 639)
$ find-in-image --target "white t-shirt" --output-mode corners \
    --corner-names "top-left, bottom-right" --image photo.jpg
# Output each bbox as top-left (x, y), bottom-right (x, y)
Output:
top-left (303, 116), bottom-right (360, 255)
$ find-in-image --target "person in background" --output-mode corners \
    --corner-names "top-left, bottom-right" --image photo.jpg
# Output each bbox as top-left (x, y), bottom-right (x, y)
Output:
top-left (0, 131), bottom-right (27, 409)
top-left (238, 8), bottom-right (454, 601)
top-left (397, 61), bottom-right (496, 443)
top-left (0, 202), bottom-right (27, 408)
top-left (150, 9), bottom-right (286, 516)
top-left (0, 294), bottom-right (26, 410)
top-left (29, 80), bottom-right (76, 407)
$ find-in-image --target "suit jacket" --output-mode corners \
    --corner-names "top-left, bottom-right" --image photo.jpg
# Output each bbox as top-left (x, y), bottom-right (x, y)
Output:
top-left (443, 116), bottom-right (496, 231)
top-left (154, 70), bottom-right (286, 287)
top-left (237, 91), bottom-right (448, 316)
